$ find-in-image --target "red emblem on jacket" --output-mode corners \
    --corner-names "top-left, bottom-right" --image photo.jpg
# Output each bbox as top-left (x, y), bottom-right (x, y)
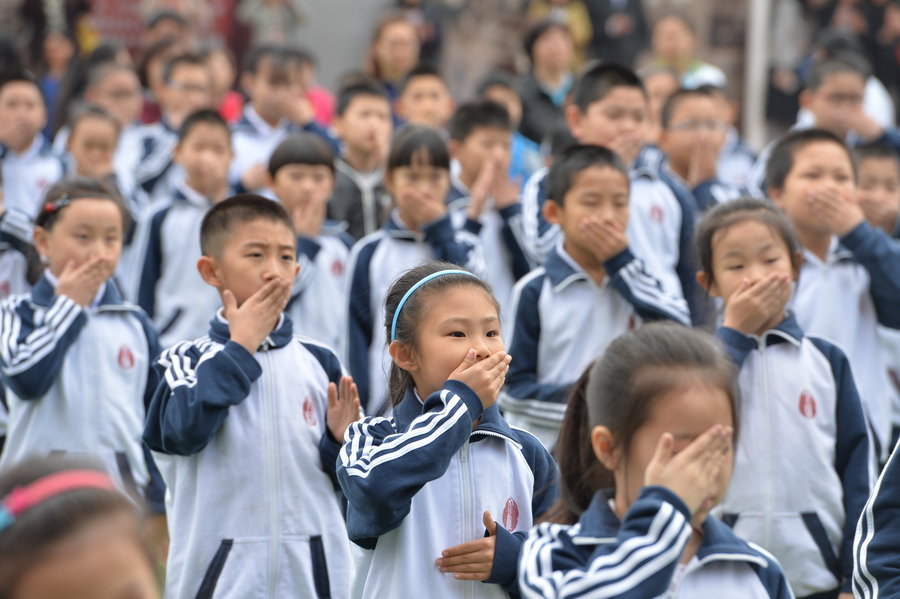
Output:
top-left (502, 497), bottom-right (519, 531)
top-left (799, 390), bottom-right (817, 419)
top-left (649, 204), bottom-right (665, 223)
top-left (331, 260), bottom-right (344, 276)
top-left (303, 397), bottom-right (317, 426)
top-left (117, 346), bottom-right (135, 369)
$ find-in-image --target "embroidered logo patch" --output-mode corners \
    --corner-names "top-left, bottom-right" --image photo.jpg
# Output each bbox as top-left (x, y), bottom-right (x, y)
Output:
top-left (117, 346), bottom-right (135, 370)
top-left (502, 497), bottom-right (519, 531)
top-left (331, 260), bottom-right (344, 276)
top-left (649, 204), bottom-right (665, 223)
top-left (0, 281), bottom-right (9, 297)
top-left (302, 397), bottom-right (317, 426)
top-left (799, 390), bottom-right (817, 419)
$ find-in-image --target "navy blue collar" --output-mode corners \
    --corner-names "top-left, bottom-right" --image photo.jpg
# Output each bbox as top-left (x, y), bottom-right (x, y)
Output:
top-left (382, 210), bottom-right (419, 241)
top-left (393, 387), bottom-right (519, 443)
top-left (759, 312), bottom-right (804, 346)
top-left (207, 309), bottom-right (294, 350)
top-left (544, 245), bottom-right (590, 290)
top-left (31, 273), bottom-right (122, 308)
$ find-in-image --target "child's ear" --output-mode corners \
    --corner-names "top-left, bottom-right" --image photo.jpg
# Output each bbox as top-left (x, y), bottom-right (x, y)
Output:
top-left (239, 72), bottom-right (255, 96)
top-left (173, 142), bottom-right (184, 166)
top-left (798, 89), bottom-right (811, 110)
top-left (564, 104), bottom-right (583, 140)
top-left (393, 97), bottom-right (405, 120)
top-left (384, 170), bottom-right (395, 196)
top-left (32, 226), bottom-right (49, 257)
top-left (591, 426), bottom-right (620, 471)
top-left (197, 256), bottom-right (221, 287)
top-left (792, 251), bottom-right (804, 281)
top-left (542, 198), bottom-right (562, 225)
top-left (448, 138), bottom-right (461, 161)
top-left (389, 340), bottom-right (418, 373)
top-left (695, 271), bottom-right (719, 298)
top-left (768, 184), bottom-right (784, 207)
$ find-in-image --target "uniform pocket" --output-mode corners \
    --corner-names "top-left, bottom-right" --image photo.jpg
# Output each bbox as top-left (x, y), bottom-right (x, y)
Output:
top-left (159, 308), bottom-right (183, 337)
top-left (309, 535), bottom-right (331, 599)
top-left (195, 539), bottom-right (233, 599)
top-left (196, 538), bottom-right (267, 599)
top-left (278, 535), bottom-right (334, 599)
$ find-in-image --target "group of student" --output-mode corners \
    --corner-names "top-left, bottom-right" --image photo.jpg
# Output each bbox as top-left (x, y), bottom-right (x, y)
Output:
top-left (1, 27), bottom-right (900, 599)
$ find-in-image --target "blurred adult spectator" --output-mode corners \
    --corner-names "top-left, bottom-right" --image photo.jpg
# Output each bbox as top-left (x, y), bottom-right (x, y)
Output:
top-left (526, 0), bottom-right (593, 67)
top-left (397, 0), bottom-right (445, 66)
top-left (648, 11), bottom-right (725, 89)
top-left (583, 0), bottom-right (648, 67)
top-left (237, 0), bottom-right (309, 48)
top-left (517, 18), bottom-right (574, 144)
top-left (364, 12), bottom-right (421, 112)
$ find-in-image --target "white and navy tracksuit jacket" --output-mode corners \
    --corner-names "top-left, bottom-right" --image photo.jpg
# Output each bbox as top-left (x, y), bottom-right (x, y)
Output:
top-left (789, 222), bottom-right (900, 460)
top-left (143, 312), bottom-right (352, 599)
top-left (287, 222), bottom-right (353, 352)
top-left (0, 210), bottom-right (40, 299)
top-left (134, 183), bottom-right (224, 348)
top-left (344, 211), bottom-right (485, 417)
top-left (134, 118), bottom-right (182, 202)
top-left (0, 274), bottom-right (160, 498)
top-left (519, 151), bottom-right (703, 323)
top-left (714, 315), bottom-right (871, 597)
top-left (0, 135), bottom-right (64, 217)
top-left (328, 158), bottom-right (393, 241)
top-left (337, 383), bottom-right (559, 599)
top-left (519, 487), bottom-right (794, 599)
top-left (501, 243), bottom-right (690, 448)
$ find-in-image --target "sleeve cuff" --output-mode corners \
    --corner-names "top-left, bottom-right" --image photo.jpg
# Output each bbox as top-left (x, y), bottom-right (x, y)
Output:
top-left (485, 525), bottom-right (522, 590)
top-left (603, 247), bottom-right (635, 275)
top-left (839, 220), bottom-right (874, 251)
top-left (463, 218), bottom-right (483, 235)
top-left (498, 203), bottom-right (522, 220)
top-left (221, 340), bottom-right (263, 382)
top-left (441, 379), bottom-right (484, 422)
top-left (638, 486), bottom-right (692, 520)
top-left (296, 236), bottom-right (322, 261)
top-left (421, 213), bottom-right (455, 245)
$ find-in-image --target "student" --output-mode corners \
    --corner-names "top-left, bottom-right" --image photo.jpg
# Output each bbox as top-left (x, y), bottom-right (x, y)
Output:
top-left (345, 125), bottom-right (485, 417)
top-left (519, 62), bottom-right (701, 323)
top-left (268, 133), bottom-right (353, 352)
top-left (337, 261), bottom-right (558, 599)
top-left (705, 84), bottom-right (757, 189)
top-left (65, 105), bottom-right (120, 181)
top-left (230, 45), bottom-right (337, 196)
top-left (519, 323), bottom-right (794, 598)
top-left (0, 455), bottom-right (160, 599)
top-left (0, 174), bottom-right (41, 299)
top-left (329, 77), bottom-right (393, 240)
top-left (0, 177), bottom-right (160, 504)
top-left (135, 109), bottom-right (233, 348)
top-left (639, 65), bottom-right (679, 145)
top-left (503, 145), bottom-right (690, 448)
top-left (395, 63), bottom-right (455, 130)
top-left (0, 72), bottom-right (64, 218)
top-left (134, 53), bottom-right (214, 202)
top-left (695, 198), bottom-right (869, 598)
top-left (143, 194), bottom-right (359, 599)
top-left (855, 142), bottom-right (900, 239)
top-left (766, 129), bottom-right (900, 460)
top-left (447, 99), bottom-right (531, 310)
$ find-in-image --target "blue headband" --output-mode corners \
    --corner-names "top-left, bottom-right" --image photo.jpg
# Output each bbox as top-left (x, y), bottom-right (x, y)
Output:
top-left (390, 269), bottom-right (478, 342)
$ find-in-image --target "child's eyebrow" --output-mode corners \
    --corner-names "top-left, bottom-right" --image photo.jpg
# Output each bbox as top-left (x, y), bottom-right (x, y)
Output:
top-left (441, 316), bottom-right (500, 325)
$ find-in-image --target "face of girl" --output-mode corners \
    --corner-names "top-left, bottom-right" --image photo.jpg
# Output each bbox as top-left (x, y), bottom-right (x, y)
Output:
top-left (387, 151), bottom-right (450, 228)
top-left (68, 117), bottom-right (119, 179)
top-left (271, 164), bottom-right (334, 210)
top-left (34, 198), bottom-right (123, 278)
top-left (615, 377), bottom-right (734, 526)
top-left (406, 286), bottom-right (503, 399)
top-left (13, 512), bottom-right (159, 599)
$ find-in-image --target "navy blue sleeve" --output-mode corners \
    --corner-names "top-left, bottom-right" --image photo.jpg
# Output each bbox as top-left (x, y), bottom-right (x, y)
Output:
top-left (143, 341), bottom-right (261, 456)
top-left (292, 120), bottom-right (341, 156)
top-left (664, 176), bottom-right (706, 325)
top-left (422, 213), bottom-right (484, 271)
top-left (840, 221), bottom-right (900, 329)
top-left (809, 337), bottom-right (871, 593)
top-left (605, 248), bottom-right (692, 326)
top-left (136, 206), bottom-right (169, 319)
top-left (302, 340), bottom-right (346, 488)
top-left (873, 128), bottom-right (900, 154)
top-left (498, 203), bottom-right (534, 280)
top-left (0, 295), bottom-right (87, 399)
top-left (345, 240), bottom-right (378, 412)
top-left (715, 326), bottom-right (758, 367)
top-left (520, 168), bottom-right (558, 265)
top-left (488, 526), bottom-right (528, 593)
top-left (296, 236), bottom-right (322, 262)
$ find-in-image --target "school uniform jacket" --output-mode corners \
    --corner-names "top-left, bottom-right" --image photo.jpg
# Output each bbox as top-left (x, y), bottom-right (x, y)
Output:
top-left (0, 135), bottom-right (65, 217)
top-left (337, 383), bottom-right (559, 599)
top-left (519, 487), bottom-right (795, 599)
top-left (134, 118), bottom-right (182, 202)
top-left (344, 210), bottom-right (485, 417)
top-left (501, 243), bottom-right (690, 448)
top-left (0, 209), bottom-right (40, 299)
top-left (135, 183), bottom-right (224, 348)
top-left (143, 312), bottom-right (352, 599)
top-left (0, 275), bottom-right (159, 493)
top-left (328, 158), bottom-right (393, 241)
top-left (715, 315), bottom-right (871, 596)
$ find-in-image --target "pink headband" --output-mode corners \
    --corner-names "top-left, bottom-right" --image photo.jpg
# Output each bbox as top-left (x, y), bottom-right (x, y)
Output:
top-left (0, 470), bottom-right (117, 532)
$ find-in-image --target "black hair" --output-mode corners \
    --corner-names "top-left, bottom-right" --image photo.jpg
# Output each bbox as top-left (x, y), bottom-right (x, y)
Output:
top-left (335, 76), bottom-right (390, 117)
top-left (0, 70), bottom-right (40, 93)
top-left (448, 100), bottom-right (511, 142)
top-left (543, 120), bottom-right (577, 158)
top-left (146, 9), bottom-right (190, 30)
top-left (136, 36), bottom-right (183, 89)
top-left (162, 52), bottom-right (208, 85)
top-left (854, 141), bottom-right (900, 166)
top-left (241, 44), bottom-right (304, 76)
top-left (384, 262), bottom-right (498, 407)
top-left (660, 86), bottom-right (717, 129)
top-left (804, 55), bottom-right (869, 91)
top-left (0, 455), bottom-right (148, 597)
top-left (398, 63), bottom-right (447, 96)
top-left (68, 104), bottom-right (121, 137)
top-left (200, 193), bottom-right (296, 256)
top-left (177, 108), bottom-right (231, 143)
top-left (34, 176), bottom-right (131, 233)
top-left (571, 62), bottom-right (646, 113)
top-left (694, 197), bottom-right (801, 290)
top-left (653, 10), bottom-right (698, 37)
top-left (476, 70), bottom-right (517, 97)
top-left (387, 124), bottom-right (451, 172)
top-left (523, 19), bottom-right (572, 63)
top-left (550, 322), bottom-right (739, 523)
top-left (85, 61), bottom-right (136, 93)
top-left (765, 128), bottom-right (856, 191)
top-left (268, 133), bottom-right (335, 178)
top-left (546, 144), bottom-right (629, 205)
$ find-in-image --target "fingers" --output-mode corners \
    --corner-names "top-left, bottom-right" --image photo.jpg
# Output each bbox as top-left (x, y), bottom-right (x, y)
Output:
top-left (672, 424), bottom-right (724, 465)
top-left (483, 510), bottom-right (497, 536)
top-left (222, 289), bottom-right (238, 315)
top-left (648, 432), bottom-right (676, 473)
top-left (327, 382), bottom-right (338, 410)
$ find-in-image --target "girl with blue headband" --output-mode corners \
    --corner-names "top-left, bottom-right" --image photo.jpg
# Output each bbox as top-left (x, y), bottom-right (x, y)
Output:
top-left (337, 261), bottom-right (559, 599)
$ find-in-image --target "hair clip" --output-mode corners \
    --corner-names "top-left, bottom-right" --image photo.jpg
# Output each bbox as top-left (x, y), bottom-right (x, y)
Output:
top-left (42, 194), bottom-right (72, 215)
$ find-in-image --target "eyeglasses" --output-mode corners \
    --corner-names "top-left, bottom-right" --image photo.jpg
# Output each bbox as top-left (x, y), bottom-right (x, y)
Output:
top-left (669, 120), bottom-right (729, 132)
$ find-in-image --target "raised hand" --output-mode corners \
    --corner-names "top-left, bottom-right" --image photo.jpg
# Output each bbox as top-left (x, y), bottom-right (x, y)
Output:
top-left (721, 272), bottom-right (792, 335)
top-left (290, 199), bottom-right (326, 239)
top-left (55, 256), bottom-right (115, 307)
top-left (326, 375), bottom-right (361, 442)
top-left (223, 278), bottom-right (291, 353)
top-left (580, 217), bottom-right (628, 263)
top-left (808, 187), bottom-right (865, 237)
top-left (467, 160), bottom-right (495, 220)
top-left (448, 349), bottom-right (511, 409)
top-left (436, 510), bottom-right (498, 581)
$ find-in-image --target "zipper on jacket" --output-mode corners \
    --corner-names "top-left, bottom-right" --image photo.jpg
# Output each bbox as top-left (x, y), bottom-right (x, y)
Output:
top-left (262, 351), bottom-right (281, 598)
top-left (459, 442), bottom-right (475, 599)
top-left (758, 337), bottom-right (773, 548)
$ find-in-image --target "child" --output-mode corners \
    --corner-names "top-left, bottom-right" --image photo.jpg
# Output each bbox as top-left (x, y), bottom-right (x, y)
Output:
top-left (504, 145), bottom-right (690, 448)
top-left (0, 175), bottom-right (41, 299)
top-left (767, 128), bottom-right (900, 461)
top-left (230, 45), bottom-right (337, 196)
top-left (143, 194), bottom-right (359, 599)
top-left (345, 125), bottom-right (485, 417)
top-left (519, 323), bottom-right (794, 597)
top-left (395, 63), bottom-right (455, 130)
top-left (337, 261), bottom-right (558, 599)
top-left (520, 63), bottom-right (701, 323)
top-left (268, 133), bottom-right (353, 352)
top-left (134, 53), bottom-right (213, 202)
top-left (65, 105), bottom-right (120, 182)
top-left (0, 177), bottom-right (161, 504)
top-left (639, 64), bottom-right (679, 144)
top-left (696, 198), bottom-right (869, 598)
top-left (0, 72), bottom-right (65, 218)
top-left (329, 77), bottom-right (394, 240)
top-left (135, 109), bottom-right (233, 348)
top-left (0, 455), bottom-right (160, 599)
top-left (856, 142), bottom-right (900, 239)
top-left (447, 99), bottom-right (531, 310)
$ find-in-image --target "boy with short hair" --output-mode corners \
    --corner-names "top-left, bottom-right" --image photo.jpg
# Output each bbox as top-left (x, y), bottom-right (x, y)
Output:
top-left (135, 109), bottom-right (234, 347)
top-left (855, 142), bottom-right (900, 239)
top-left (231, 45), bottom-right (338, 196)
top-left (447, 99), bottom-right (530, 309)
top-left (144, 193), bottom-right (358, 599)
top-left (504, 145), bottom-right (690, 448)
top-left (329, 77), bottom-right (393, 240)
top-left (0, 73), bottom-right (64, 217)
top-left (394, 63), bottom-right (455, 130)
